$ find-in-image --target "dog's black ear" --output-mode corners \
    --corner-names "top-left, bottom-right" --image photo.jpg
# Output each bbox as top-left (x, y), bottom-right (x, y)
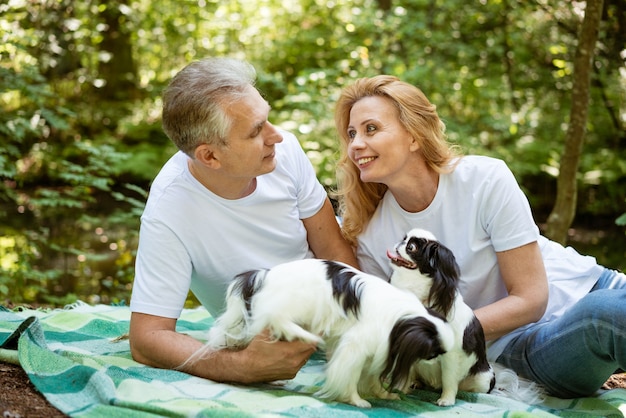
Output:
top-left (382, 316), bottom-right (447, 390)
top-left (426, 242), bottom-right (460, 317)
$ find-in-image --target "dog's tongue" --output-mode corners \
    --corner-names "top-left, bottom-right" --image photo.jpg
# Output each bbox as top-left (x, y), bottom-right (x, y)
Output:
top-left (387, 249), bottom-right (405, 266)
top-left (387, 249), bottom-right (418, 269)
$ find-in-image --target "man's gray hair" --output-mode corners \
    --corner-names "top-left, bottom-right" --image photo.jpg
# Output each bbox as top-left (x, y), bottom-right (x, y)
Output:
top-left (162, 57), bottom-right (257, 156)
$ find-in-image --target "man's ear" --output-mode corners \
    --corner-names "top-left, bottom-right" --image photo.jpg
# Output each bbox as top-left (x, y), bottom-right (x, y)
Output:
top-left (194, 143), bottom-right (221, 169)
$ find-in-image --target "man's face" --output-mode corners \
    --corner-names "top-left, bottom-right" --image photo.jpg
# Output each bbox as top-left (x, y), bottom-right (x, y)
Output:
top-left (215, 85), bottom-right (283, 179)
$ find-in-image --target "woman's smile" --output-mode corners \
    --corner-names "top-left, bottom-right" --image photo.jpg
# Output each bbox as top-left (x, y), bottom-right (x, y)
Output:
top-left (357, 156), bottom-right (376, 166)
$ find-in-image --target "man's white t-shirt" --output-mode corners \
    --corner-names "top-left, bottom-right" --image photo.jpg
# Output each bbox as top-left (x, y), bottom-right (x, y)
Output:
top-left (130, 130), bottom-right (327, 318)
top-left (356, 156), bottom-right (603, 361)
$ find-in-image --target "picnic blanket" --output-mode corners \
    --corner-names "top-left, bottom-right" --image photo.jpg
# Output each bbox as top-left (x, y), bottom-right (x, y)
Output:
top-left (0, 302), bottom-right (624, 418)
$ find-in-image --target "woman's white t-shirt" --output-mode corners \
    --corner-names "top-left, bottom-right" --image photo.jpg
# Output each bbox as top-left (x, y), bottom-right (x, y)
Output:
top-left (130, 130), bottom-right (327, 318)
top-left (356, 156), bottom-right (603, 360)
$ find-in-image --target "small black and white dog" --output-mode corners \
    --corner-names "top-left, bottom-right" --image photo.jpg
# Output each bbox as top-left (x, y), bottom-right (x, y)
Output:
top-left (388, 228), bottom-right (496, 406)
top-left (197, 259), bottom-right (455, 408)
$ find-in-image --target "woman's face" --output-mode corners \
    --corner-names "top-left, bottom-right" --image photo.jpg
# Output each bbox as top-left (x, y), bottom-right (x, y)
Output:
top-left (347, 96), bottom-right (419, 185)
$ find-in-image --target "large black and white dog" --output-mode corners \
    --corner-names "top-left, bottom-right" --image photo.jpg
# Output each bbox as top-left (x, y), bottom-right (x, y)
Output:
top-left (198, 259), bottom-right (455, 408)
top-left (387, 228), bottom-right (496, 406)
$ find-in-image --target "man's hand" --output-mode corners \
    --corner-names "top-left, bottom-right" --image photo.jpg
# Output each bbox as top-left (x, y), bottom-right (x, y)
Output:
top-left (232, 329), bottom-right (317, 383)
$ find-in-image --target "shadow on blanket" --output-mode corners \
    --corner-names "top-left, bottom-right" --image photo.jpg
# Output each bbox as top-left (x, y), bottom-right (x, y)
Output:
top-left (1, 302), bottom-right (624, 418)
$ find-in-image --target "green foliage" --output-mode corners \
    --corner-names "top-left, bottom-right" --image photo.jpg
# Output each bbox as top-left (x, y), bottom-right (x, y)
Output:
top-left (1, 1), bottom-right (143, 304)
top-left (1, 0), bottom-right (625, 303)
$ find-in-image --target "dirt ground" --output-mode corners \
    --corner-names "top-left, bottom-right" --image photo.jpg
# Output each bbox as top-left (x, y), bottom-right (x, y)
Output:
top-left (0, 360), bottom-right (624, 418)
top-left (1, 362), bottom-right (66, 417)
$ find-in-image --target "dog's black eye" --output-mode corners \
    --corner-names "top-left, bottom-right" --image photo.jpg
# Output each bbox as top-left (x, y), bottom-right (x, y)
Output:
top-left (407, 242), bottom-right (417, 252)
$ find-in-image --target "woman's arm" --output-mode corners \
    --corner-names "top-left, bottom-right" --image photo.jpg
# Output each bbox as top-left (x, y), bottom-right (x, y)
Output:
top-left (474, 241), bottom-right (549, 341)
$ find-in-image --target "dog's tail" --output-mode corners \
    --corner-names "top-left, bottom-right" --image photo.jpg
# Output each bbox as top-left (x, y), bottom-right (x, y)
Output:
top-left (207, 269), bottom-right (268, 349)
top-left (178, 269), bottom-right (267, 370)
top-left (382, 315), bottom-right (454, 391)
top-left (490, 363), bottom-right (547, 405)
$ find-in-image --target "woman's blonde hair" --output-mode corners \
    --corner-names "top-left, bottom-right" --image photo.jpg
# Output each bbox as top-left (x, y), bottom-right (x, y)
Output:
top-left (334, 75), bottom-right (462, 246)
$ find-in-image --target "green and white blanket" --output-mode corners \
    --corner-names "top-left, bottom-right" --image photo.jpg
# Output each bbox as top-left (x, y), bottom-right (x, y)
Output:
top-left (0, 302), bottom-right (624, 417)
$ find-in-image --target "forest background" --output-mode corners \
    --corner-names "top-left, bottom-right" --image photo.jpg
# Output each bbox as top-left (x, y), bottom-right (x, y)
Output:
top-left (1, 0), bottom-right (625, 307)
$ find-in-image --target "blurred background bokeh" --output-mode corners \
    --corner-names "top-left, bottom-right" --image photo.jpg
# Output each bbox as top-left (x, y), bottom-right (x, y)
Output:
top-left (1, 0), bottom-right (624, 306)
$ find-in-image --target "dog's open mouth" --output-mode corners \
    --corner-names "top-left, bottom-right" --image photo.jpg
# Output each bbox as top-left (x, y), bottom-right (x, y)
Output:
top-left (386, 249), bottom-right (418, 270)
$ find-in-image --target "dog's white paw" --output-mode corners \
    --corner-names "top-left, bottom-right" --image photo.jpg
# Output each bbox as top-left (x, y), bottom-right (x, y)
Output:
top-left (371, 389), bottom-right (400, 401)
top-left (436, 396), bottom-right (455, 406)
top-left (349, 396), bottom-right (372, 408)
top-left (380, 391), bottom-right (400, 401)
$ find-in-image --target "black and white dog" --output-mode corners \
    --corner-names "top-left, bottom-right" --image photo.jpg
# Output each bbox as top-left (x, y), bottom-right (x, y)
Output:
top-left (387, 228), bottom-right (496, 406)
top-left (197, 259), bottom-right (455, 408)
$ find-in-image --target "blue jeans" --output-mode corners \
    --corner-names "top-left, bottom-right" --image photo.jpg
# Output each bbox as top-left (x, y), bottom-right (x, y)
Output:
top-left (496, 268), bottom-right (626, 398)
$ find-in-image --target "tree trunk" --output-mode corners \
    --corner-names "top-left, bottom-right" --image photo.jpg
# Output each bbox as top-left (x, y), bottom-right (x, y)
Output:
top-left (376, 0), bottom-right (392, 11)
top-left (544, 0), bottom-right (604, 244)
top-left (97, 0), bottom-right (139, 101)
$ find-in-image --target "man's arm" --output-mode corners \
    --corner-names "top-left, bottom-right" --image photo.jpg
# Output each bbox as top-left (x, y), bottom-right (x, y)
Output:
top-left (129, 312), bottom-right (316, 383)
top-left (303, 198), bottom-right (359, 268)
